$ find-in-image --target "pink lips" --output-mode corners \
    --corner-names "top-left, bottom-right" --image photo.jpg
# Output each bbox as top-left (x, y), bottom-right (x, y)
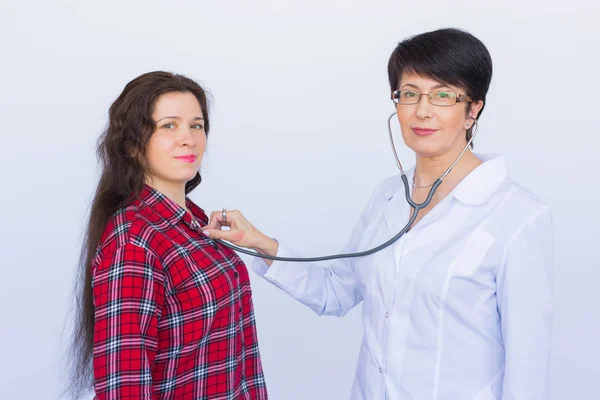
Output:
top-left (175, 154), bottom-right (197, 163)
top-left (412, 127), bottom-right (439, 136)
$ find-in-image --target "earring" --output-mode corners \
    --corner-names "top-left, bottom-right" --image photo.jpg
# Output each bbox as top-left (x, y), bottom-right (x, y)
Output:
top-left (466, 116), bottom-right (476, 129)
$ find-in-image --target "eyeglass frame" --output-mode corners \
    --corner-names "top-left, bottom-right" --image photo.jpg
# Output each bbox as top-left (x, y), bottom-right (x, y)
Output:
top-left (391, 89), bottom-right (472, 107)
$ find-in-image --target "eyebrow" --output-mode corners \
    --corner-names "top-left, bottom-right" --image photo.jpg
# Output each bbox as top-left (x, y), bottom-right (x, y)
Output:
top-left (401, 83), bottom-right (452, 91)
top-left (156, 116), bottom-right (204, 122)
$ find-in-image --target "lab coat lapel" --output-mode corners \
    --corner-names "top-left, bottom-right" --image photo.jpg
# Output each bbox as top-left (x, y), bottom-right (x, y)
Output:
top-left (382, 174), bottom-right (412, 237)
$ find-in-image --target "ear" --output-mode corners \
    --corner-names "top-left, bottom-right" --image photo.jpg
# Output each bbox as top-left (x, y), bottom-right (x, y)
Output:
top-left (468, 100), bottom-right (484, 120)
top-left (128, 144), bottom-right (143, 160)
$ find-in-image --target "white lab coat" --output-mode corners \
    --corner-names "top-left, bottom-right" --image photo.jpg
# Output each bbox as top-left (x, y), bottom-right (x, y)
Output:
top-left (253, 154), bottom-right (554, 400)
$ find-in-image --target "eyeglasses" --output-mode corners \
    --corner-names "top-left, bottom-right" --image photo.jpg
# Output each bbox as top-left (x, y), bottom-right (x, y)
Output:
top-left (391, 89), bottom-right (472, 106)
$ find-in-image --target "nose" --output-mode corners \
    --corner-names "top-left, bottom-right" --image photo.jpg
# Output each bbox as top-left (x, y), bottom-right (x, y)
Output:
top-left (415, 94), bottom-right (433, 120)
top-left (179, 126), bottom-right (196, 147)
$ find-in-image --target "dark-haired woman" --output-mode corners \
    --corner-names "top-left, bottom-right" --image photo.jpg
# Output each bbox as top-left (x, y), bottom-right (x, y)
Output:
top-left (203, 29), bottom-right (553, 399)
top-left (70, 71), bottom-right (268, 399)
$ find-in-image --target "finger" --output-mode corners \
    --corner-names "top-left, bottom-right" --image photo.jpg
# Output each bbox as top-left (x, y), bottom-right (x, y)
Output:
top-left (206, 211), bottom-right (224, 230)
top-left (217, 209), bottom-right (240, 228)
top-left (203, 227), bottom-right (243, 242)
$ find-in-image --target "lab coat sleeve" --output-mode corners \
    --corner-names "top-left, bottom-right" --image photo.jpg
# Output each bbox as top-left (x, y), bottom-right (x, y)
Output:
top-left (251, 184), bottom-right (385, 317)
top-left (496, 206), bottom-right (554, 400)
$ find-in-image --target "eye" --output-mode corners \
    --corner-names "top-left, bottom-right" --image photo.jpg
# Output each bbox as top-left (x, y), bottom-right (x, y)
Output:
top-left (162, 122), bottom-right (176, 129)
top-left (191, 123), bottom-right (204, 130)
top-left (403, 90), bottom-right (418, 98)
top-left (435, 91), bottom-right (453, 99)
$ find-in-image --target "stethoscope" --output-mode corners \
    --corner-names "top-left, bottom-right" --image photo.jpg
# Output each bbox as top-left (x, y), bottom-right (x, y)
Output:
top-left (214, 112), bottom-right (479, 262)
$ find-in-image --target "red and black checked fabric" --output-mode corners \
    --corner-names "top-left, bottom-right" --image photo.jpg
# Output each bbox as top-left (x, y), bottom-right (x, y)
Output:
top-left (91, 185), bottom-right (268, 399)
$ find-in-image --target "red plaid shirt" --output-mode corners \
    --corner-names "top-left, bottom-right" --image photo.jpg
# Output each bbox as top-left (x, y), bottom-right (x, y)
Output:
top-left (91, 185), bottom-right (268, 399)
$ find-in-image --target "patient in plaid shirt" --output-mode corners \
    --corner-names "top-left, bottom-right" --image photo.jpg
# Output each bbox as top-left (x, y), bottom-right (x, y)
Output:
top-left (70, 71), bottom-right (268, 399)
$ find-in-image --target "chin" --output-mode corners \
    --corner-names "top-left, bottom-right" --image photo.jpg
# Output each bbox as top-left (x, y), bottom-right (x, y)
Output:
top-left (167, 172), bottom-right (199, 185)
top-left (179, 166), bottom-right (200, 180)
top-left (183, 172), bottom-right (200, 182)
top-left (406, 142), bottom-right (446, 158)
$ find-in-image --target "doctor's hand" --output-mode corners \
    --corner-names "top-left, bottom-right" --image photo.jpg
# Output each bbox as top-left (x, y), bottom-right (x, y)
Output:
top-left (203, 210), bottom-right (279, 263)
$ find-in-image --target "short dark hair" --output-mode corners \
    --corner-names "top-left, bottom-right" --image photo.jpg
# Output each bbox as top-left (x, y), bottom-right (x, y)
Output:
top-left (387, 28), bottom-right (493, 145)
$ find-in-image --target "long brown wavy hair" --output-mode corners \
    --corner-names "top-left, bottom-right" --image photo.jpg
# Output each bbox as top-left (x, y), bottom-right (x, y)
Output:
top-left (67, 71), bottom-right (211, 398)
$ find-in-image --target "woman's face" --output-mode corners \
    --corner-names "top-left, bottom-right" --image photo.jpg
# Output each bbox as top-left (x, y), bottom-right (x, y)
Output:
top-left (395, 72), bottom-right (483, 158)
top-left (145, 91), bottom-right (206, 189)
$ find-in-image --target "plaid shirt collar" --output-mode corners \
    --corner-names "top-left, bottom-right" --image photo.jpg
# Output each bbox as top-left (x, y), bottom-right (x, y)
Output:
top-left (138, 184), bottom-right (209, 229)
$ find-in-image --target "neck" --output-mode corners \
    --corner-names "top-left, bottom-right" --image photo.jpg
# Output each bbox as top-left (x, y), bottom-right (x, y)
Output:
top-left (413, 146), bottom-right (481, 188)
top-left (146, 179), bottom-right (187, 209)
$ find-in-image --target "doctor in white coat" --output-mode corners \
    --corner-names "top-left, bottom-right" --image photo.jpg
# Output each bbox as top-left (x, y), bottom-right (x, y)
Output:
top-left (204, 28), bottom-right (554, 400)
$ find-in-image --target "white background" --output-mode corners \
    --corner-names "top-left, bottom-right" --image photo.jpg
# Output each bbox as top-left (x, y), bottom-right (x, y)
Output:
top-left (1, 1), bottom-right (599, 399)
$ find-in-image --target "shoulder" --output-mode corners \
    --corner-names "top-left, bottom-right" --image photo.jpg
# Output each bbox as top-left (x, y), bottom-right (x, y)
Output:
top-left (499, 178), bottom-right (552, 220)
top-left (484, 178), bottom-right (553, 247)
top-left (96, 201), bottom-right (162, 261)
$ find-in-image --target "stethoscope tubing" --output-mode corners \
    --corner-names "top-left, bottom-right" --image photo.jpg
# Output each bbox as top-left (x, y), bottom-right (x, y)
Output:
top-left (216, 112), bottom-right (477, 262)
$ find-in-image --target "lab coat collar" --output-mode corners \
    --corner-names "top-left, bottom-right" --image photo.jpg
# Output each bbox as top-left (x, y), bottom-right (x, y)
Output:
top-left (382, 154), bottom-right (507, 233)
top-left (383, 153), bottom-right (507, 205)
top-left (452, 153), bottom-right (507, 206)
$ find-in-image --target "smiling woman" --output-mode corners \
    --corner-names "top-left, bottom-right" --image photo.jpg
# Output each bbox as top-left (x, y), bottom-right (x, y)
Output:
top-left (145, 92), bottom-right (208, 201)
top-left (67, 71), bottom-right (268, 400)
top-left (202, 28), bottom-right (554, 400)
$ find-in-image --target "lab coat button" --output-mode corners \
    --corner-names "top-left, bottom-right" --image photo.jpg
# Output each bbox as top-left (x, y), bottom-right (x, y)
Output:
top-left (385, 312), bottom-right (389, 318)
top-left (379, 367), bottom-right (383, 373)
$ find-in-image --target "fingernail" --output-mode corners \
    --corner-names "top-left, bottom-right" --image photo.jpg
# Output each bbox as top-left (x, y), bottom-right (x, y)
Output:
top-left (203, 230), bottom-right (210, 237)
